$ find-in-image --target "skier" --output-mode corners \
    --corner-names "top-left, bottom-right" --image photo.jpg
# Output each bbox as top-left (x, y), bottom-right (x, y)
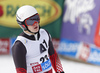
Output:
top-left (12, 5), bottom-right (64, 73)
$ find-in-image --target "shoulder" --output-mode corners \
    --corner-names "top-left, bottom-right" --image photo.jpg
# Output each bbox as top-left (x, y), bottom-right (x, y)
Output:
top-left (12, 40), bottom-right (26, 54)
top-left (39, 28), bottom-right (47, 33)
top-left (39, 28), bottom-right (51, 37)
top-left (15, 36), bottom-right (28, 45)
top-left (12, 40), bottom-right (25, 49)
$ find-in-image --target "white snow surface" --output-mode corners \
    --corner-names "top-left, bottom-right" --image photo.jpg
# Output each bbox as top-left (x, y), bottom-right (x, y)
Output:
top-left (0, 55), bottom-right (100, 73)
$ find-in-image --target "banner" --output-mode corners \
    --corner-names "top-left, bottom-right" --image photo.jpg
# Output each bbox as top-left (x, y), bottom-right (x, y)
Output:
top-left (61, 0), bottom-right (100, 45)
top-left (57, 38), bottom-right (100, 66)
top-left (58, 38), bottom-right (80, 58)
top-left (0, 0), bottom-right (64, 38)
top-left (57, 0), bottom-right (100, 66)
top-left (0, 38), bottom-right (10, 54)
top-left (94, 13), bottom-right (100, 47)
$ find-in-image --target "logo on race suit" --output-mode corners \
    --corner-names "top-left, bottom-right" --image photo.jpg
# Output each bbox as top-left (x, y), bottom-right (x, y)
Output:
top-left (0, 0), bottom-right (62, 28)
top-left (63, 0), bottom-right (95, 35)
top-left (31, 63), bottom-right (42, 73)
top-left (41, 59), bottom-right (51, 71)
top-left (30, 59), bottom-right (51, 73)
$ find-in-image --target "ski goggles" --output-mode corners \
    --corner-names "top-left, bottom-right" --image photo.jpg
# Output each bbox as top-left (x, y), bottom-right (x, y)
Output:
top-left (25, 14), bottom-right (40, 26)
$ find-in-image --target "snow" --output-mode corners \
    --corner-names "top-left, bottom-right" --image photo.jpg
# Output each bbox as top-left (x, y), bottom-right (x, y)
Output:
top-left (0, 55), bottom-right (100, 73)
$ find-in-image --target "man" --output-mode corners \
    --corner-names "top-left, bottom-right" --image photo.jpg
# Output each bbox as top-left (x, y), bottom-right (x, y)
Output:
top-left (12, 5), bottom-right (64, 73)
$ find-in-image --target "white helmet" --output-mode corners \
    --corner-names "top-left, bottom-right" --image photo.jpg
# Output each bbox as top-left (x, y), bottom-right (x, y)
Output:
top-left (16, 5), bottom-right (40, 33)
top-left (16, 5), bottom-right (38, 22)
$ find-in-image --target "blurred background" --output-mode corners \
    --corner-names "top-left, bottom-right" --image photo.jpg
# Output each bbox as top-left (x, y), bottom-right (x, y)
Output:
top-left (0, 0), bottom-right (100, 73)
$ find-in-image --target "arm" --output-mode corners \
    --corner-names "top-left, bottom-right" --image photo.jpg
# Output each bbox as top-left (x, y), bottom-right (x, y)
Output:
top-left (48, 35), bottom-right (64, 73)
top-left (12, 40), bottom-right (27, 73)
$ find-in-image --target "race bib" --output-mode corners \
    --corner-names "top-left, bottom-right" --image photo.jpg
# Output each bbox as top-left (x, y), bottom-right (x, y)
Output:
top-left (30, 59), bottom-right (51, 73)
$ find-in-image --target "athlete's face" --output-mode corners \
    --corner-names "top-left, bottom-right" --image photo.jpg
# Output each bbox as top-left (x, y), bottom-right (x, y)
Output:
top-left (25, 14), bottom-right (40, 33)
top-left (27, 22), bottom-right (39, 33)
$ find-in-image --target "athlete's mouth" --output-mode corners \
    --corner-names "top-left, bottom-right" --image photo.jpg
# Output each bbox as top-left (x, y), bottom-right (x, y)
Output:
top-left (34, 26), bottom-right (38, 29)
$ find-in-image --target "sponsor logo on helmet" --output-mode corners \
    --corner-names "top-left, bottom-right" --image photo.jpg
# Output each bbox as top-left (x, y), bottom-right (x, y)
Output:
top-left (0, 0), bottom-right (62, 28)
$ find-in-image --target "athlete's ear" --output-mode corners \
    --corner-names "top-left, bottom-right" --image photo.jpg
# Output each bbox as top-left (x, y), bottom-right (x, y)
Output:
top-left (17, 19), bottom-right (23, 25)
